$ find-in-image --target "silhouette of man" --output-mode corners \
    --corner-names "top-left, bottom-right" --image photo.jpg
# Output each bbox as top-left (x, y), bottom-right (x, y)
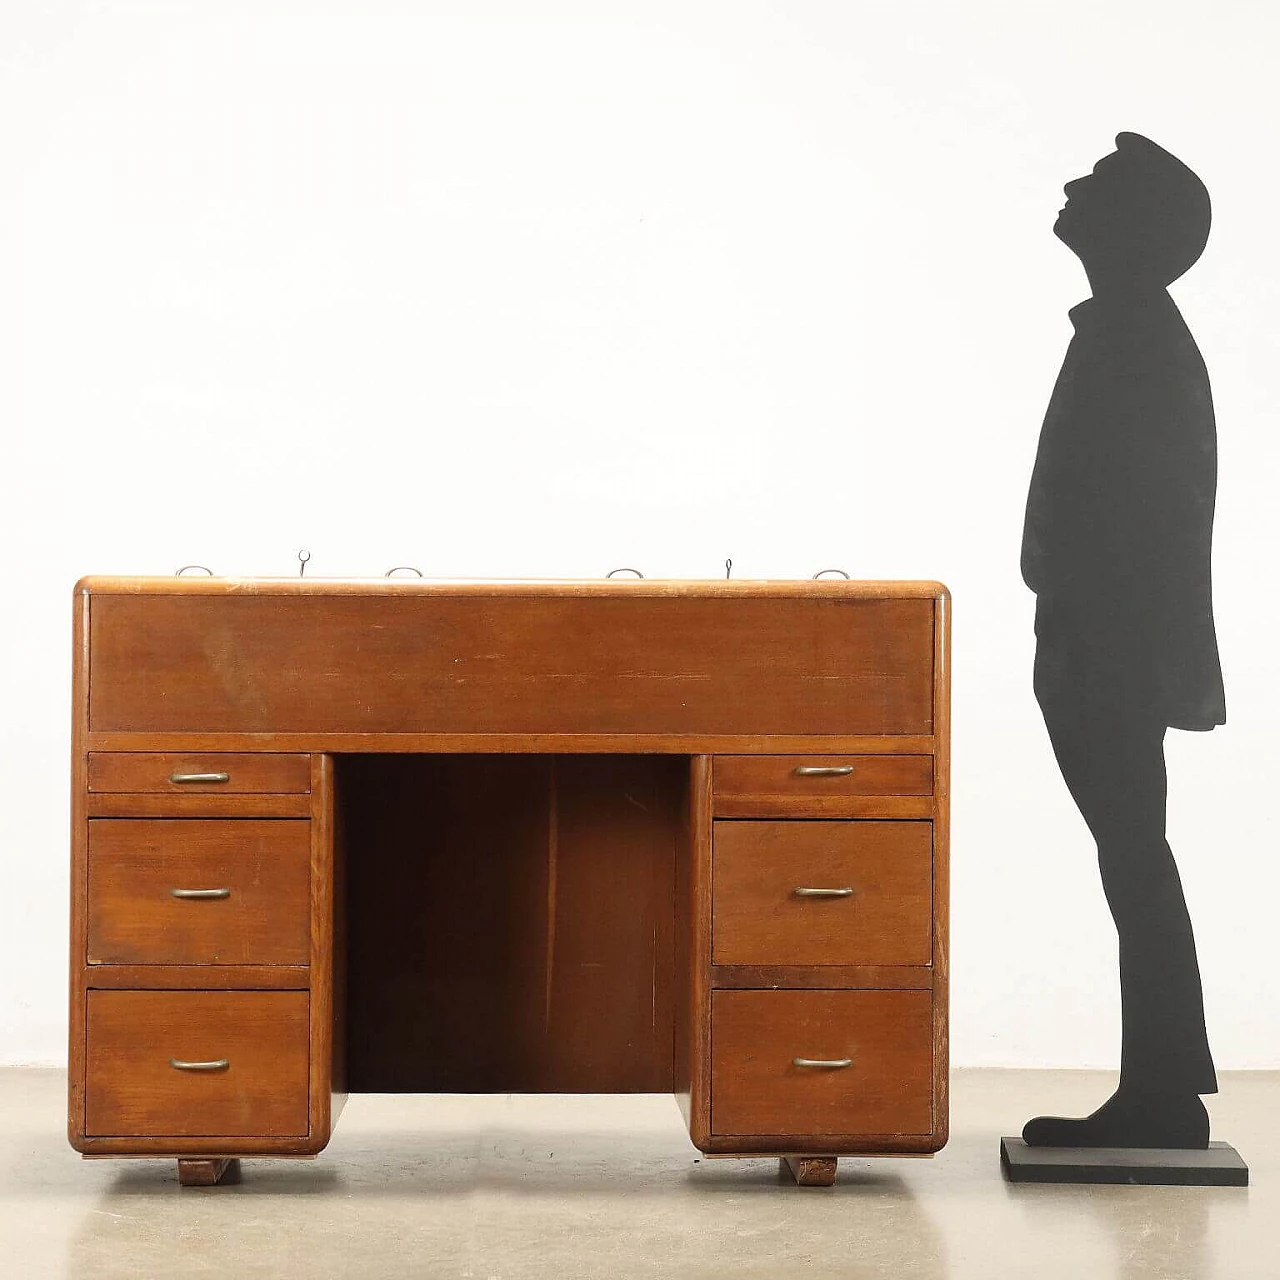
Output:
top-left (1021, 132), bottom-right (1225, 1148)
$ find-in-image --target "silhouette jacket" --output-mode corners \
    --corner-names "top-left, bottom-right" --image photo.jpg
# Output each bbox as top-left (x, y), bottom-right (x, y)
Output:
top-left (1021, 290), bottom-right (1225, 730)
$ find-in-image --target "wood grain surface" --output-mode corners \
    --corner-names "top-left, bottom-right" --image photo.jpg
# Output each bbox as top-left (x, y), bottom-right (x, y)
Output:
top-left (675, 755), bottom-right (713, 1142)
top-left (68, 577), bottom-right (951, 1171)
top-left (712, 756), bottom-right (933, 815)
top-left (87, 819), bottom-right (310, 966)
top-left (177, 1157), bottom-right (239, 1186)
top-left (88, 591), bottom-right (935, 737)
top-left (711, 821), bottom-right (932, 967)
top-left (88, 753), bottom-right (311, 793)
top-left (85, 794), bottom-right (311, 819)
top-left (781, 1155), bottom-right (838, 1186)
top-left (85, 991), bottom-right (309, 1138)
top-left (342, 754), bottom-right (684, 1092)
top-left (710, 989), bottom-right (933, 1138)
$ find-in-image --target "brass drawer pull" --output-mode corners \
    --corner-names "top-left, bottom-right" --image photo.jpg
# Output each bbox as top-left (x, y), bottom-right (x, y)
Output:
top-left (169, 1058), bottom-right (230, 1072)
top-left (792, 1057), bottom-right (853, 1069)
top-left (170, 887), bottom-right (231, 900)
top-left (792, 765), bottom-right (853, 777)
top-left (793, 887), bottom-right (854, 898)
top-left (169, 772), bottom-right (231, 785)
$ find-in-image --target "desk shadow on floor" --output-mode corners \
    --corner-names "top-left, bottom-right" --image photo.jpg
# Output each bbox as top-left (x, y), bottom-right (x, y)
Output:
top-left (67, 1129), bottom-right (949, 1279)
top-left (77, 1128), bottom-right (932, 1199)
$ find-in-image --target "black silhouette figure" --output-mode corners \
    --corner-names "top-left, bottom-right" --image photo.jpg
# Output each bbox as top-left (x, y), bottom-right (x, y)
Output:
top-left (1020, 133), bottom-right (1224, 1148)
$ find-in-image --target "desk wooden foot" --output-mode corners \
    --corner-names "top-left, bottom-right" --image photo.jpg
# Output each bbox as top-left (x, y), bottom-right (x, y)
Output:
top-left (178, 1158), bottom-right (239, 1187)
top-left (782, 1156), bottom-right (838, 1186)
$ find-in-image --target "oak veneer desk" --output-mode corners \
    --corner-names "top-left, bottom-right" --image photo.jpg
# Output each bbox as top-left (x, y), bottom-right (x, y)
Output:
top-left (68, 576), bottom-right (949, 1188)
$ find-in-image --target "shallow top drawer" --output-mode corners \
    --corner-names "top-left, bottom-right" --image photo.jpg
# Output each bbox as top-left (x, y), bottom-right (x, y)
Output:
top-left (88, 753), bottom-right (311, 794)
top-left (713, 755), bottom-right (932, 817)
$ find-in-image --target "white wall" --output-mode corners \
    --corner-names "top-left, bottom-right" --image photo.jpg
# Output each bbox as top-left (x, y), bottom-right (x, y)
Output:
top-left (2, 0), bottom-right (1277, 1070)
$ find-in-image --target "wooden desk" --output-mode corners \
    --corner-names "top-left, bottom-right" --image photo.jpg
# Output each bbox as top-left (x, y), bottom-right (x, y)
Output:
top-left (67, 577), bottom-right (950, 1187)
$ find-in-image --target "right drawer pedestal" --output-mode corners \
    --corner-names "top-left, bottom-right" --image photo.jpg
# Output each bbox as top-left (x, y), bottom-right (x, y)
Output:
top-left (704, 756), bottom-right (943, 1158)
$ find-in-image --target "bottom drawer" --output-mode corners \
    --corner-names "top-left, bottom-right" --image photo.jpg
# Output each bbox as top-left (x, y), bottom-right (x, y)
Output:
top-left (711, 989), bottom-right (932, 1137)
top-left (85, 990), bottom-right (309, 1138)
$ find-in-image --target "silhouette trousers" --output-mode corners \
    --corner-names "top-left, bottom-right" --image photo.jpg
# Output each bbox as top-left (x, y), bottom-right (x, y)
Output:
top-left (1033, 618), bottom-right (1217, 1096)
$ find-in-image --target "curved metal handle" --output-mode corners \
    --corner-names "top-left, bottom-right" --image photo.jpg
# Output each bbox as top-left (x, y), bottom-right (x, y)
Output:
top-left (606, 568), bottom-right (644, 579)
top-left (169, 1058), bottom-right (229, 1072)
top-left (792, 765), bottom-right (854, 777)
top-left (793, 887), bottom-right (854, 898)
top-left (812, 568), bottom-right (851, 580)
top-left (170, 888), bottom-right (231, 900)
top-left (169, 772), bottom-right (231, 785)
top-left (386, 566), bottom-right (424, 577)
top-left (792, 1057), bottom-right (853, 1069)
top-left (174, 565), bottom-right (214, 576)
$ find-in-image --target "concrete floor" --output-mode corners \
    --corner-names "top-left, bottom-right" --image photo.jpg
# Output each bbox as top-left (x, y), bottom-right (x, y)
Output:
top-left (1, 1069), bottom-right (1270, 1279)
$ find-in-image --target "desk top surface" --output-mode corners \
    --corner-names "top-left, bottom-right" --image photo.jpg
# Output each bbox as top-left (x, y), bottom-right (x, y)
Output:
top-left (77, 576), bottom-right (948, 600)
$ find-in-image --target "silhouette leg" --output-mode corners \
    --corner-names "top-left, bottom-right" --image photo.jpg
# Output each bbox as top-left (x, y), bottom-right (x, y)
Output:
top-left (1024, 637), bottom-right (1215, 1147)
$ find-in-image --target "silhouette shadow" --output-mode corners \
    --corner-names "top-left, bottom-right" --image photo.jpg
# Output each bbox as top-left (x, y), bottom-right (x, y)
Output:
top-left (1021, 132), bottom-right (1224, 1149)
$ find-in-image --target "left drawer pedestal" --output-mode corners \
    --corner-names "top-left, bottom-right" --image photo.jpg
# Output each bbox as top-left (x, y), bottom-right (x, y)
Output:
top-left (69, 752), bottom-right (338, 1174)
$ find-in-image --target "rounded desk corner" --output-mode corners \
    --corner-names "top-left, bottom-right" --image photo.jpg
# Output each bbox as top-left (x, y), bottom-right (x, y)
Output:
top-left (296, 1125), bottom-right (336, 1158)
top-left (922, 1123), bottom-right (950, 1155)
top-left (67, 1122), bottom-right (89, 1155)
top-left (686, 1116), bottom-right (714, 1155)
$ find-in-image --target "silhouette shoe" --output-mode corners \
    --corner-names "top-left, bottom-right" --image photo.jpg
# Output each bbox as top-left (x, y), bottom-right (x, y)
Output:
top-left (1021, 1088), bottom-right (1209, 1149)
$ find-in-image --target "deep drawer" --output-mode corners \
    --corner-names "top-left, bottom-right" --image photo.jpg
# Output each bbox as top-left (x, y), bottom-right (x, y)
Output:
top-left (85, 990), bottom-right (310, 1137)
top-left (712, 756), bottom-right (932, 817)
top-left (711, 989), bottom-right (933, 1137)
top-left (87, 820), bottom-right (311, 966)
top-left (88, 753), bottom-right (311, 794)
top-left (712, 820), bottom-right (932, 966)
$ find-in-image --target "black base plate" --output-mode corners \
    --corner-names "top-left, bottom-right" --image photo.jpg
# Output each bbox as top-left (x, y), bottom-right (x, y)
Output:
top-left (1000, 1137), bottom-right (1248, 1186)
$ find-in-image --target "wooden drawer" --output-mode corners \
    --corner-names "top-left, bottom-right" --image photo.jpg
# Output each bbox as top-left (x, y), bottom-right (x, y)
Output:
top-left (87, 820), bottom-right (311, 966)
top-left (88, 592), bottom-right (936, 736)
top-left (85, 990), bottom-right (310, 1137)
top-left (712, 820), bottom-right (931, 967)
top-left (711, 990), bottom-right (932, 1137)
top-left (713, 756), bottom-right (932, 817)
top-left (88, 753), bottom-right (311, 794)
